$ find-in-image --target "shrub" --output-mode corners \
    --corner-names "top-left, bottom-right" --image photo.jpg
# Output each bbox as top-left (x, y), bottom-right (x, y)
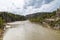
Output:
top-left (0, 17), bottom-right (5, 29)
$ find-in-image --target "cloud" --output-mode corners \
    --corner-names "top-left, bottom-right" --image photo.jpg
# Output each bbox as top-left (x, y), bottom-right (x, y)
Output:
top-left (45, 0), bottom-right (54, 4)
top-left (23, 0), bottom-right (60, 15)
top-left (24, 0), bottom-right (43, 8)
top-left (0, 0), bottom-right (25, 12)
top-left (0, 0), bottom-right (60, 15)
top-left (24, 0), bottom-right (54, 8)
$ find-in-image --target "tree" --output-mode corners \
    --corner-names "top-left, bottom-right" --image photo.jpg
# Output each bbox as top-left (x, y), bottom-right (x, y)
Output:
top-left (0, 17), bottom-right (5, 29)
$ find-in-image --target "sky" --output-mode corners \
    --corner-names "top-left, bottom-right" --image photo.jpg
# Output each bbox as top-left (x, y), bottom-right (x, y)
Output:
top-left (0, 0), bottom-right (60, 15)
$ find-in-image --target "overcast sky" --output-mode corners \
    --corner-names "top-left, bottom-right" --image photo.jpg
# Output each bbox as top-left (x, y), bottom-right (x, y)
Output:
top-left (0, 0), bottom-right (60, 15)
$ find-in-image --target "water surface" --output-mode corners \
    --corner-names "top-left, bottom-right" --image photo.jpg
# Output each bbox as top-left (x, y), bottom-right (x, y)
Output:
top-left (3, 20), bottom-right (60, 40)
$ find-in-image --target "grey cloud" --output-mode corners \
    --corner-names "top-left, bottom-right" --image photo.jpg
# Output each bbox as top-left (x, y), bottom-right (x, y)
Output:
top-left (45, 0), bottom-right (54, 4)
top-left (24, 0), bottom-right (43, 8)
top-left (24, 0), bottom-right (54, 9)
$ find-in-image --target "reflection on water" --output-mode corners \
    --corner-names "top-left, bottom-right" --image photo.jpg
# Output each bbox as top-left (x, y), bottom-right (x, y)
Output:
top-left (3, 21), bottom-right (60, 40)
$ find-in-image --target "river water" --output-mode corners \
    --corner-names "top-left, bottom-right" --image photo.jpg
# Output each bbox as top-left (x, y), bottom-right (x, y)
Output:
top-left (3, 20), bottom-right (60, 40)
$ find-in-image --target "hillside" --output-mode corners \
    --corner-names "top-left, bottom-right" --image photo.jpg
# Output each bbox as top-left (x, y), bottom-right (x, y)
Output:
top-left (26, 11), bottom-right (56, 22)
top-left (26, 12), bottom-right (56, 19)
top-left (27, 10), bottom-right (60, 30)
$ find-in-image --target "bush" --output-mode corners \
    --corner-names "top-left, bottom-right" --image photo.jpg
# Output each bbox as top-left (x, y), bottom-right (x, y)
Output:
top-left (0, 17), bottom-right (5, 29)
top-left (29, 17), bottom-right (44, 23)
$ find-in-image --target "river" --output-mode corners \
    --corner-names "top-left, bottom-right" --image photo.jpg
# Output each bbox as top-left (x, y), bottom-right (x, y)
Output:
top-left (3, 20), bottom-right (60, 40)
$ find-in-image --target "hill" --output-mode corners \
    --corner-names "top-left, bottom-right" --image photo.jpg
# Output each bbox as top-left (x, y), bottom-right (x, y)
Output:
top-left (26, 10), bottom-right (60, 30)
top-left (26, 12), bottom-right (56, 19)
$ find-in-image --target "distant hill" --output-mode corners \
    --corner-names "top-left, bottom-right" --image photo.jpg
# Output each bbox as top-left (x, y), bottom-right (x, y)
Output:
top-left (26, 12), bottom-right (56, 19)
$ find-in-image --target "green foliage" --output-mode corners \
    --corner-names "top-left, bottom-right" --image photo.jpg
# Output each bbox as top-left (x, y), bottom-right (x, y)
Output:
top-left (29, 12), bottom-right (56, 23)
top-left (0, 17), bottom-right (4, 25)
top-left (48, 19), bottom-right (60, 28)
top-left (56, 19), bottom-right (60, 24)
top-left (0, 17), bottom-right (5, 29)
top-left (0, 12), bottom-right (26, 22)
top-left (29, 16), bottom-right (44, 23)
top-left (49, 21), bottom-right (56, 28)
